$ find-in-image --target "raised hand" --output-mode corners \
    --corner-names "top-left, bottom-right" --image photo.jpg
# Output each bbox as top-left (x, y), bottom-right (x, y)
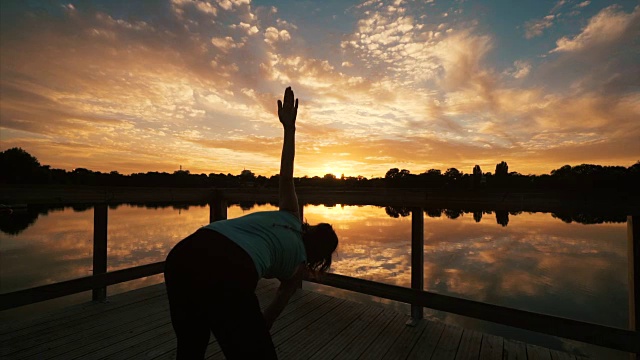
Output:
top-left (277, 87), bottom-right (298, 130)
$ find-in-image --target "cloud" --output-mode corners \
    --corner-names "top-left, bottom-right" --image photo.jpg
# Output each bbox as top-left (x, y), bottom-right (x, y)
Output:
top-left (576, 1), bottom-right (590, 8)
top-left (524, 15), bottom-right (555, 39)
top-left (504, 60), bottom-right (531, 79)
top-left (550, 0), bottom-right (567, 14)
top-left (0, 0), bottom-right (638, 177)
top-left (264, 27), bottom-right (291, 45)
top-left (551, 5), bottom-right (640, 53)
top-left (211, 36), bottom-right (239, 51)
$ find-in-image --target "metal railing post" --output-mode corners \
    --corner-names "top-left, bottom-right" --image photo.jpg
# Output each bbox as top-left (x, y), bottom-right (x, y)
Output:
top-left (407, 207), bottom-right (424, 326)
top-left (92, 204), bottom-right (108, 302)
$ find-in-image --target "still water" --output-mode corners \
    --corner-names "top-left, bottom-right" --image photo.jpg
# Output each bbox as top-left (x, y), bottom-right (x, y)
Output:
top-left (0, 203), bottom-right (630, 357)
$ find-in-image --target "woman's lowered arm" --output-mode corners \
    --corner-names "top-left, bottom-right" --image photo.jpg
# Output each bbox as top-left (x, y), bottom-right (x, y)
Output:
top-left (277, 87), bottom-right (300, 219)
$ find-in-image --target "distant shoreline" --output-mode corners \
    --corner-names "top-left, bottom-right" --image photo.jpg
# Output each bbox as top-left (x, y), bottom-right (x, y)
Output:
top-left (1, 185), bottom-right (638, 213)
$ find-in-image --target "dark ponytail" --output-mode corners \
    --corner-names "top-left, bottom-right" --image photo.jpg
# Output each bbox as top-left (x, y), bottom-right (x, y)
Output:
top-left (302, 223), bottom-right (338, 273)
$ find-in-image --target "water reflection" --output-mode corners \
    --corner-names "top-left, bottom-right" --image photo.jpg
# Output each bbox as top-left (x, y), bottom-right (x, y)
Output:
top-left (0, 202), bottom-right (628, 331)
top-left (298, 204), bottom-right (628, 331)
top-left (0, 202), bottom-right (628, 237)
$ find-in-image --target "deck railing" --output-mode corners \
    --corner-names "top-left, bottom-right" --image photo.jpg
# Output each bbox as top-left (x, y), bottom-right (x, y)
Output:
top-left (1, 201), bottom-right (638, 354)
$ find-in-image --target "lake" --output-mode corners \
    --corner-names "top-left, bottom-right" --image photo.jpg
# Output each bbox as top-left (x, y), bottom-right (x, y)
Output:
top-left (0, 202), bottom-right (631, 358)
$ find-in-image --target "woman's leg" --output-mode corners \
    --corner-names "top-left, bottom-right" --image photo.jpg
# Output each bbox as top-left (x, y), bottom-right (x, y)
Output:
top-left (207, 286), bottom-right (277, 359)
top-left (165, 233), bottom-right (212, 360)
top-left (169, 295), bottom-right (211, 360)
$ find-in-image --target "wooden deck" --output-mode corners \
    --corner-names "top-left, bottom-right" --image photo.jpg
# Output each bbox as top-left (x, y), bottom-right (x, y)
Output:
top-left (0, 280), bottom-right (586, 360)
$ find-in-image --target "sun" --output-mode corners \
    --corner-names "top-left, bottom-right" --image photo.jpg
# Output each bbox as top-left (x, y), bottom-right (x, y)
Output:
top-left (322, 167), bottom-right (343, 179)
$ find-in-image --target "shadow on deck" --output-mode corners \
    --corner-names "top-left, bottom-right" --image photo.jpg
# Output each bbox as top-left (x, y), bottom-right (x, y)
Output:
top-left (0, 280), bottom-right (586, 360)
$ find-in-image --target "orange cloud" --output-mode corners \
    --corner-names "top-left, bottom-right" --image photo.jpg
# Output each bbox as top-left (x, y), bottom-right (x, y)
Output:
top-left (0, 1), bottom-right (638, 177)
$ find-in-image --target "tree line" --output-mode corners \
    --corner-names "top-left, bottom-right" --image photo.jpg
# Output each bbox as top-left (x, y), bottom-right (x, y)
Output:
top-left (1, 201), bottom-right (628, 236)
top-left (1, 147), bottom-right (638, 192)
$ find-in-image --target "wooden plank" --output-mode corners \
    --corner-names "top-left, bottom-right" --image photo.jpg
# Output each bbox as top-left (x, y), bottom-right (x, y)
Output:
top-left (128, 280), bottom-right (280, 360)
top-left (88, 325), bottom-right (175, 360)
top-left (381, 317), bottom-right (429, 360)
top-left (78, 318), bottom-right (173, 360)
top-left (332, 310), bottom-right (399, 360)
top-left (257, 283), bottom-right (305, 312)
top-left (2, 277), bottom-right (274, 348)
top-left (454, 330), bottom-right (482, 360)
top-left (140, 336), bottom-right (177, 360)
top-left (0, 287), bottom-right (168, 357)
top-left (11, 281), bottom-right (277, 360)
top-left (549, 349), bottom-right (576, 360)
top-left (205, 296), bottom-right (345, 360)
top-left (307, 306), bottom-right (384, 360)
top-left (305, 273), bottom-right (640, 353)
top-left (155, 285), bottom-right (314, 360)
top-left (406, 320), bottom-right (446, 360)
top-left (7, 294), bottom-right (169, 359)
top-left (503, 339), bottom-right (527, 360)
top-left (478, 333), bottom-right (503, 360)
top-left (0, 283), bottom-right (166, 339)
top-left (278, 300), bottom-right (369, 359)
top-left (2, 280), bottom-right (604, 360)
top-left (116, 325), bottom-right (177, 360)
top-left (127, 286), bottom-right (299, 360)
top-left (527, 344), bottom-right (552, 360)
top-left (271, 297), bottom-right (344, 346)
top-left (269, 294), bottom-right (335, 335)
top-left (39, 310), bottom-right (170, 360)
top-left (358, 313), bottom-right (411, 360)
top-left (430, 324), bottom-right (464, 360)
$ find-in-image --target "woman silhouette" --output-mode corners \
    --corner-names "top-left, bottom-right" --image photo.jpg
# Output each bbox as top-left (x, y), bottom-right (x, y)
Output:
top-left (164, 87), bottom-right (339, 359)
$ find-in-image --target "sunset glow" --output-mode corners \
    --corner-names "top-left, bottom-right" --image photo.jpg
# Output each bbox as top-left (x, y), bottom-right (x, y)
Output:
top-left (1, 0), bottom-right (638, 177)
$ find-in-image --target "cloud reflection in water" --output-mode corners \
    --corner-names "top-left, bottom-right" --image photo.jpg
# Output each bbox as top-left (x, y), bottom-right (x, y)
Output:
top-left (0, 204), bottom-right (628, 331)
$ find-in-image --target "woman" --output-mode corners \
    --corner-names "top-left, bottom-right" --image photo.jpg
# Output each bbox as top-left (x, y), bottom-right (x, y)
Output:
top-left (164, 87), bottom-right (339, 359)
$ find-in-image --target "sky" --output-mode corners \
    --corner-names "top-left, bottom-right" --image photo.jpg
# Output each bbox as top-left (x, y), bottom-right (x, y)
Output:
top-left (0, 0), bottom-right (638, 177)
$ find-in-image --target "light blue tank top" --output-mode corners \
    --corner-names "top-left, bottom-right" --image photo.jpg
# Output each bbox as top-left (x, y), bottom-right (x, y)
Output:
top-left (203, 211), bottom-right (306, 279)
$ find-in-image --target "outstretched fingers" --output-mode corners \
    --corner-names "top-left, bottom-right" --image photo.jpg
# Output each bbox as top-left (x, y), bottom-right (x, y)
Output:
top-left (284, 87), bottom-right (294, 108)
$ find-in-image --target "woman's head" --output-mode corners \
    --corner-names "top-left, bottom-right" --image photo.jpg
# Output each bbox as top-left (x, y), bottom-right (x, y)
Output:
top-left (302, 223), bottom-right (338, 273)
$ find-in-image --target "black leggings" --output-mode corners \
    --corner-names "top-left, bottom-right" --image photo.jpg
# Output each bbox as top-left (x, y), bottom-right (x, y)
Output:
top-left (164, 228), bottom-right (277, 359)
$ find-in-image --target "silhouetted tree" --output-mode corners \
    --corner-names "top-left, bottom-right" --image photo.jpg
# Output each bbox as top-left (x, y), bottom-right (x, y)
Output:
top-left (0, 209), bottom-right (40, 235)
top-left (425, 208), bottom-right (443, 217)
top-left (385, 206), bottom-right (411, 218)
top-left (472, 165), bottom-right (482, 188)
top-left (496, 210), bottom-right (509, 226)
top-left (473, 211), bottom-right (482, 223)
top-left (2, 148), bottom-right (639, 193)
top-left (385, 168), bottom-right (400, 179)
top-left (0, 147), bottom-right (44, 183)
top-left (444, 209), bottom-right (463, 219)
top-left (495, 161), bottom-right (508, 177)
top-left (444, 168), bottom-right (462, 185)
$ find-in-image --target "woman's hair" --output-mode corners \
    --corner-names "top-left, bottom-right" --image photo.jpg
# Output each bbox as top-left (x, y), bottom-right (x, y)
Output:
top-left (301, 222), bottom-right (338, 273)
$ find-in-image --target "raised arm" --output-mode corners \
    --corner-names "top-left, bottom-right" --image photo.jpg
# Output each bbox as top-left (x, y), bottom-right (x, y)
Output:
top-left (277, 87), bottom-right (300, 218)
